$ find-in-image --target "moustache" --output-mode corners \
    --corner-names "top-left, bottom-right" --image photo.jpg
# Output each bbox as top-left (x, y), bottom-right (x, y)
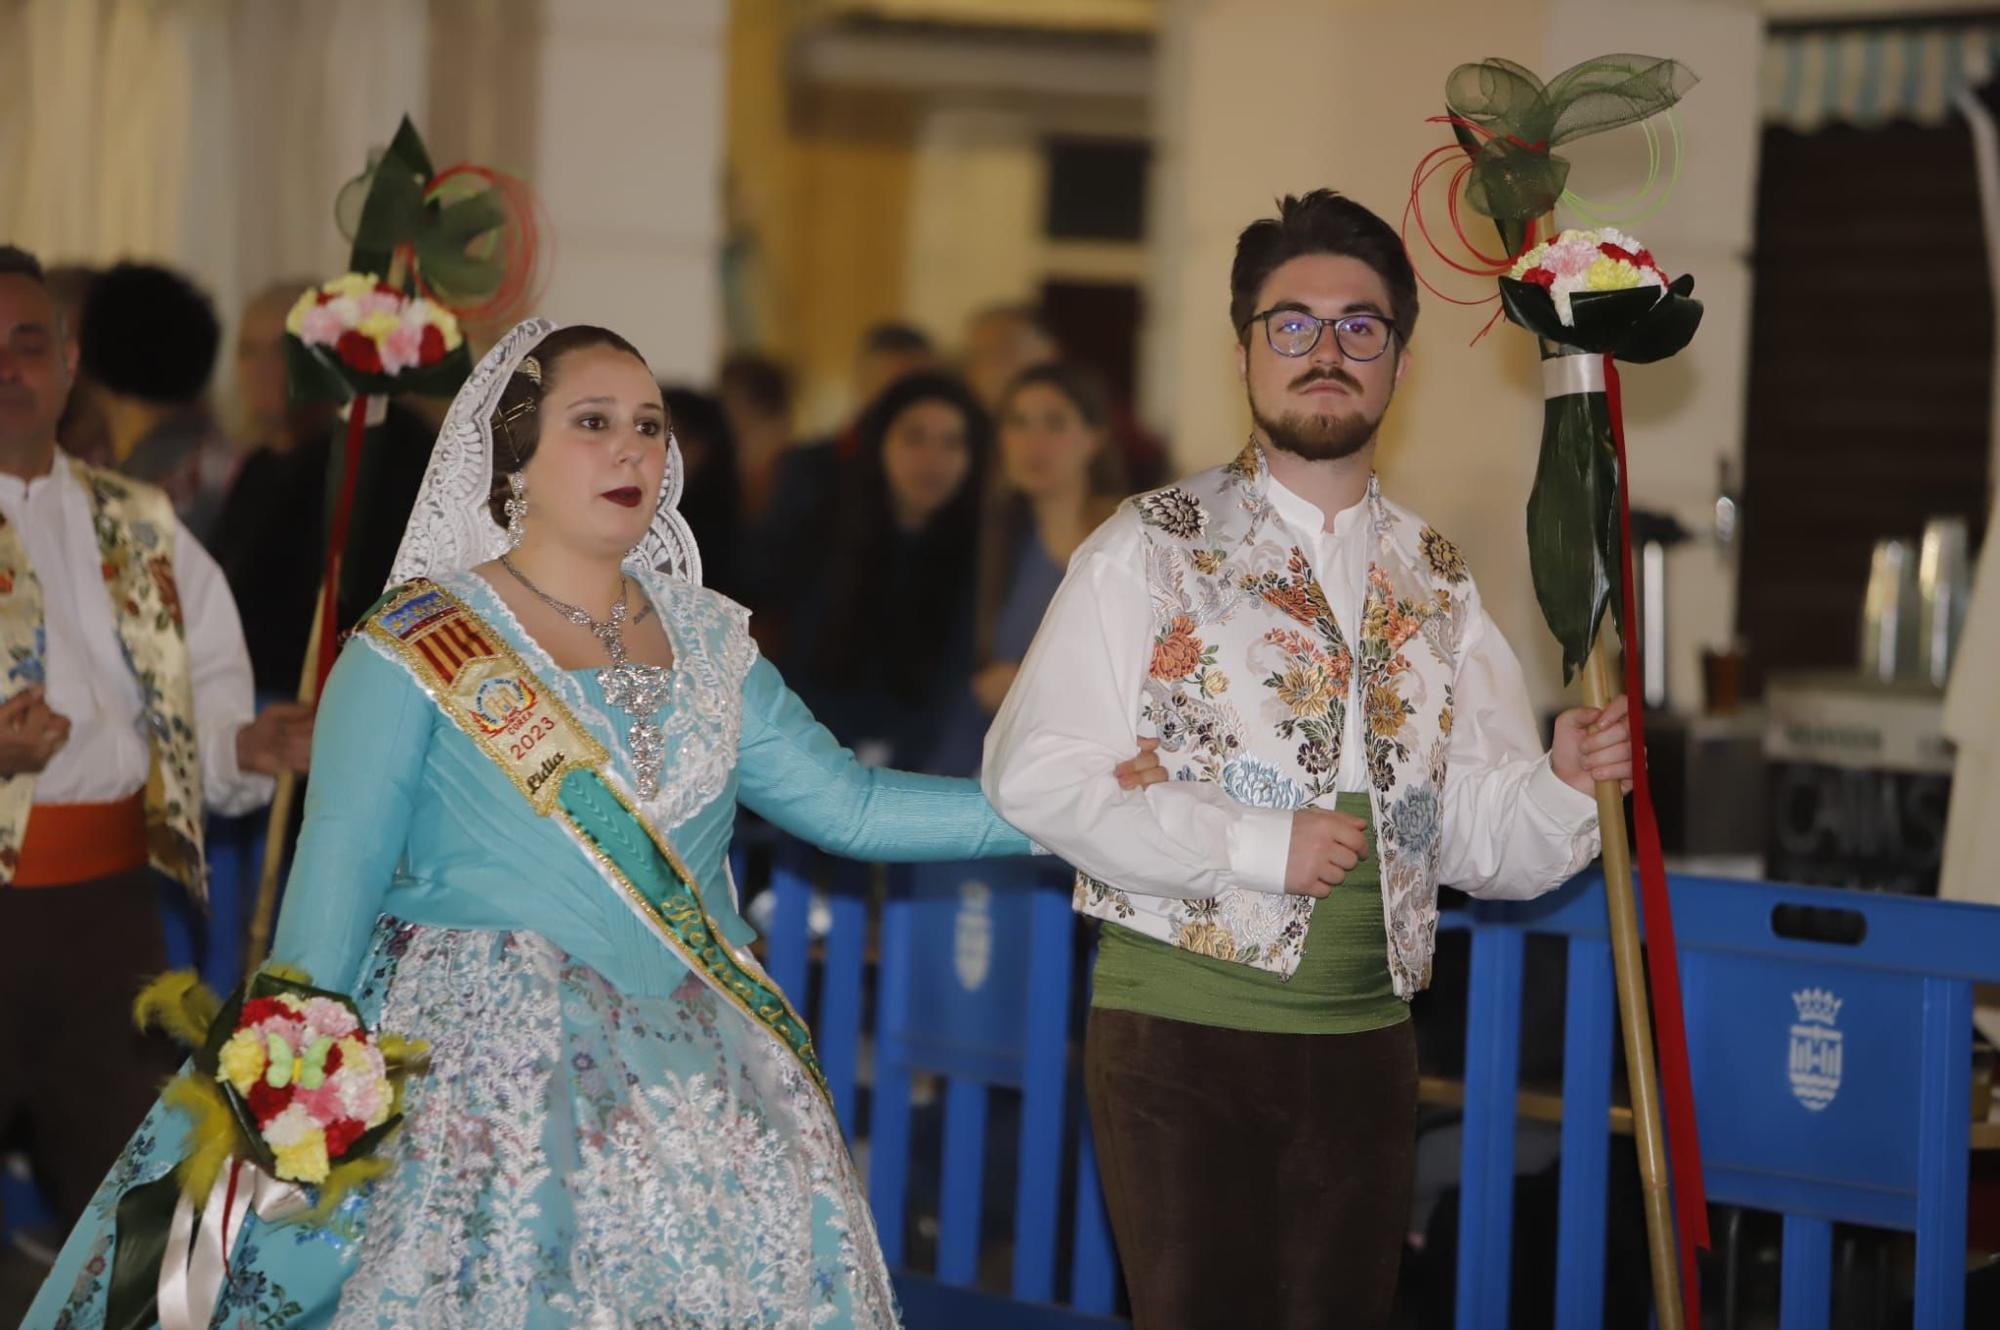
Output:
top-left (1288, 368), bottom-right (1363, 395)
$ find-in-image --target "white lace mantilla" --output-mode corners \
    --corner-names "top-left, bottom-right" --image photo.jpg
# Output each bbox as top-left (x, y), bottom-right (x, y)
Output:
top-left (389, 318), bottom-right (703, 590)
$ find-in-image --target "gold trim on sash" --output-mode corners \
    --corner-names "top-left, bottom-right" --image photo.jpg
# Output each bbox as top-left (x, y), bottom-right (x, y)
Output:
top-left (364, 579), bottom-right (829, 1100)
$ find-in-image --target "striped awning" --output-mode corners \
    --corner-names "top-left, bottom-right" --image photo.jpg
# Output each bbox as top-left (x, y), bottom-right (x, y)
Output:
top-left (1763, 23), bottom-right (2000, 131)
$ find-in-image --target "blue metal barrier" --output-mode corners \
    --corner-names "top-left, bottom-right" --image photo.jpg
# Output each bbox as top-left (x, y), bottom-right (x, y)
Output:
top-left (750, 845), bottom-right (1122, 1326)
top-left (29, 827), bottom-right (1978, 1328)
top-left (1447, 871), bottom-right (2000, 1330)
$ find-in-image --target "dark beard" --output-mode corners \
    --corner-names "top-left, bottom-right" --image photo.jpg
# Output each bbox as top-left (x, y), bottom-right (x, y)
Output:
top-left (1250, 400), bottom-right (1381, 462)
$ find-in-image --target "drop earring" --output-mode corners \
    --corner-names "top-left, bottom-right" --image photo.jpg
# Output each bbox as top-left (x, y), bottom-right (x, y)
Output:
top-left (505, 472), bottom-right (528, 549)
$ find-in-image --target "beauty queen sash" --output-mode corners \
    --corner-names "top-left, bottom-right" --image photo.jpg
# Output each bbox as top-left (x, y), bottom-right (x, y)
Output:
top-left (364, 579), bottom-right (829, 1100)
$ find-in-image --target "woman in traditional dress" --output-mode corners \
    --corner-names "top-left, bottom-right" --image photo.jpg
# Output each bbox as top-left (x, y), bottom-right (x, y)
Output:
top-left (26, 319), bottom-right (1158, 1330)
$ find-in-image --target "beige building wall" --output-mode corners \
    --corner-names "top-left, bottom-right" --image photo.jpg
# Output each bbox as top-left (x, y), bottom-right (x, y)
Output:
top-left (530, 0), bottom-right (728, 382)
top-left (728, 0), bottom-right (919, 431)
top-left (1144, 0), bottom-right (1762, 714)
top-left (903, 105), bottom-right (1046, 367)
top-left (901, 95), bottom-right (1151, 379)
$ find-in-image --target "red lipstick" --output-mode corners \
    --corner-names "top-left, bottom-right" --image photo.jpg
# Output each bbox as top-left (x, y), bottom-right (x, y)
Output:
top-left (602, 487), bottom-right (643, 508)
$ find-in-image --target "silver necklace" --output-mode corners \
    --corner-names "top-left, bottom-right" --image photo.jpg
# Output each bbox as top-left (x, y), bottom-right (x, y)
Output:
top-left (501, 554), bottom-right (673, 799)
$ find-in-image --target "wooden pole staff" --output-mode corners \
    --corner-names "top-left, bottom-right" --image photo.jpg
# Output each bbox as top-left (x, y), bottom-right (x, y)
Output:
top-left (243, 588), bottom-right (325, 971)
top-left (1582, 629), bottom-right (1684, 1330)
top-left (1524, 195), bottom-right (1686, 1322)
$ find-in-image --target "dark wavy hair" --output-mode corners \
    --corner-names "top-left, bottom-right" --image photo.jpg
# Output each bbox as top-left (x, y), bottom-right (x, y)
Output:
top-left (79, 262), bottom-right (220, 403)
top-left (1229, 189), bottom-right (1420, 346)
top-left (807, 370), bottom-right (992, 691)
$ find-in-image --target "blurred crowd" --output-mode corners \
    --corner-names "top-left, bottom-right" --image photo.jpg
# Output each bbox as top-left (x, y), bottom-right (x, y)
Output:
top-left (55, 262), bottom-right (1169, 769)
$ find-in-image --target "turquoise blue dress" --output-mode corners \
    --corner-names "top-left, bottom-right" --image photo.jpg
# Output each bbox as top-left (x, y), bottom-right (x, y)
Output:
top-left (26, 569), bottom-right (1030, 1330)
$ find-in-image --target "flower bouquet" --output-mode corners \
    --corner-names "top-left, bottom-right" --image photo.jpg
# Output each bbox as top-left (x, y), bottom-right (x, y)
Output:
top-left (1498, 227), bottom-right (1702, 680)
top-left (106, 969), bottom-right (425, 1330)
top-left (283, 273), bottom-right (468, 403)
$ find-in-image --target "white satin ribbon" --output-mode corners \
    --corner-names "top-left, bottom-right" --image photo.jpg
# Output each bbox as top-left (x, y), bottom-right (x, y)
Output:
top-left (156, 1158), bottom-right (310, 1330)
top-left (337, 395), bottom-right (390, 426)
top-left (1542, 354), bottom-right (1606, 399)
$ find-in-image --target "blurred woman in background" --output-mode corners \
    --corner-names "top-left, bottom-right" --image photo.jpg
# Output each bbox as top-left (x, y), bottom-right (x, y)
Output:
top-left (785, 370), bottom-right (991, 772)
top-left (972, 362), bottom-right (1125, 718)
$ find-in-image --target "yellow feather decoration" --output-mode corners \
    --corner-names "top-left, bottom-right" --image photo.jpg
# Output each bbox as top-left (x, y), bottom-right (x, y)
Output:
top-left (161, 1075), bottom-right (238, 1204)
top-left (297, 1156), bottom-right (393, 1224)
top-left (131, 971), bottom-right (221, 1049)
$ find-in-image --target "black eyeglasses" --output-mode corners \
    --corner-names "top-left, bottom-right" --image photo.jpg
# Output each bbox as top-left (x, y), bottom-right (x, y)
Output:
top-left (1241, 307), bottom-right (1398, 361)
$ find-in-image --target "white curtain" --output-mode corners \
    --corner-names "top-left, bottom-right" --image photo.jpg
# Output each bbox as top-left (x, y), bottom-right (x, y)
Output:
top-left (0, 0), bottom-right (429, 387)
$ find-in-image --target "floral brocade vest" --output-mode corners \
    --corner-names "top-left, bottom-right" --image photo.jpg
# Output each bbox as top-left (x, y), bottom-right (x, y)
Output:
top-left (0, 459), bottom-right (204, 893)
top-left (1075, 444), bottom-right (1477, 998)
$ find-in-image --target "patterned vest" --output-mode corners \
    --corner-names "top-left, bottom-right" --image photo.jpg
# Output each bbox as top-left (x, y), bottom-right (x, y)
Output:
top-left (0, 459), bottom-right (205, 893)
top-left (1074, 443), bottom-right (1478, 998)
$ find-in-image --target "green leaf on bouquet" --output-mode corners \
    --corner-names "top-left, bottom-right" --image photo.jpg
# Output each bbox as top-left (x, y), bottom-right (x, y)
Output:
top-left (348, 117), bottom-right (435, 284)
top-left (1525, 384), bottom-right (1623, 681)
top-left (285, 334), bottom-right (357, 405)
top-left (1499, 275), bottom-right (1703, 362)
top-left (285, 333), bottom-right (473, 404)
top-left (1610, 273), bottom-right (1703, 363)
top-left (105, 1172), bottom-right (180, 1330)
top-left (340, 115), bottom-right (509, 302)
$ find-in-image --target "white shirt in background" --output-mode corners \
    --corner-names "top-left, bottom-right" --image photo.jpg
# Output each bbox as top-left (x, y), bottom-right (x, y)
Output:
top-left (0, 453), bottom-right (271, 814)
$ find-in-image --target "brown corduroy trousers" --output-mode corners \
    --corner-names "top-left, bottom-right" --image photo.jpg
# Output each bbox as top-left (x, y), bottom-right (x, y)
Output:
top-left (0, 870), bottom-right (175, 1229)
top-left (1084, 1006), bottom-right (1418, 1330)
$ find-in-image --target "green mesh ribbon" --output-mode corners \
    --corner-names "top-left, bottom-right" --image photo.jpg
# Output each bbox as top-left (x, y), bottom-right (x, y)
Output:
top-left (334, 116), bottom-right (510, 303)
top-left (1446, 54), bottom-right (1697, 256)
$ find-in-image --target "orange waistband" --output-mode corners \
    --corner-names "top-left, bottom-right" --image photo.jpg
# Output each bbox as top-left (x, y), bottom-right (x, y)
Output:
top-left (11, 795), bottom-right (148, 887)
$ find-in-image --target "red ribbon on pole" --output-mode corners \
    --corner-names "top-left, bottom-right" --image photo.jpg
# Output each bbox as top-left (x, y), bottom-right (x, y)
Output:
top-left (1604, 353), bottom-right (1710, 1320)
top-left (317, 394), bottom-right (371, 692)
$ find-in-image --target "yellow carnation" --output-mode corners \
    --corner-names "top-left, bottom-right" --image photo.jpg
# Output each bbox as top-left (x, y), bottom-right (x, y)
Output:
top-left (356, 310), bottom-right (401, 342)
top-left (1583, 256), bottom-right (1643, 292)
top-left (328, 273), bottom-right (378, 301)
top-left (217, 1029), bottom-right (267, 1095)
top-left (273, 1129), bottom-right (330, 1185)
top-left (284, 288), bottom-right (318, 336)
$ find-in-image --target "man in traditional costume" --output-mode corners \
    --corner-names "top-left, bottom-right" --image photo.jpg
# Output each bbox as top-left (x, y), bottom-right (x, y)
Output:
top-left (0, 245), bottom-right (312, 1276)
top-left (983, 191), bottom-right (1635, 1329)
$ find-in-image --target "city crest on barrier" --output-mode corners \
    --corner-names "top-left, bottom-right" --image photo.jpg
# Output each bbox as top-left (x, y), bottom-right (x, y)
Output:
top-left (1788, 986), bottom-right (1844, 1111)
top-left (954, 881), bottom-right (993, 993)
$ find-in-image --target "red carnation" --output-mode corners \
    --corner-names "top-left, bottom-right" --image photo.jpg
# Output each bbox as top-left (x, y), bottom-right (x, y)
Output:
top-left (1524, 267), bottom-right (1557, 290)
top-left (336, 331), bottom-right (383, 375)
top-left (321, 1041), bottom-right (343, 1076)
top-left (315, 290), bottom-right (335, 305)
top-left (246, 1079), bottom-right (293, 1125)
top-left (1600, 242), bottom-right (1663, 275)
top-left (324, 1117), bottom-right (367, 1158)
top-left (418, 324), bottom-right (446, 366)
top-left (239, 997), bottom-right (286, 1027)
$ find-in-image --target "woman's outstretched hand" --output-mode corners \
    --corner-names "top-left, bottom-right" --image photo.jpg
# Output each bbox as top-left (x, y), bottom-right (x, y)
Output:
top-left (1114, 737), bottom-right (1169, 791)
